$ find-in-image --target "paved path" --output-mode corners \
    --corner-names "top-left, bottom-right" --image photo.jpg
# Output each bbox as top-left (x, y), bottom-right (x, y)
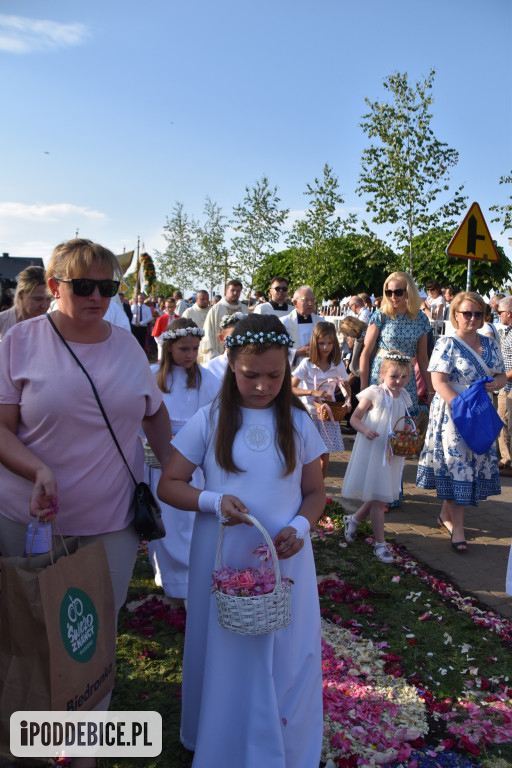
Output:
top-left (326, 436), bottom-right (512, 619)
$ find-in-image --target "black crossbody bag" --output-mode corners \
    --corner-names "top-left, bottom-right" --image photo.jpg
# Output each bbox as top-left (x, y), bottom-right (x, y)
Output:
top-left (47, 314), bottom-right (166, 541)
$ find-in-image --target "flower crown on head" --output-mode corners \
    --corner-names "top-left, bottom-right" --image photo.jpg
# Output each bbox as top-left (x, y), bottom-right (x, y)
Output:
top-left (225, 330), bottom-right (294, 349)
top-left (161, 327), bottom-right (205, 342)
top-left (219, 311), bottom-right (245, 330)
top-left (383, 352), bottom-right (410, 363)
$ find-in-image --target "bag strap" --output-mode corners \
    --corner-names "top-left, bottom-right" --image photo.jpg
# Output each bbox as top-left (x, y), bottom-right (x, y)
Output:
top-left (46, 314), bottom-right (137, 488)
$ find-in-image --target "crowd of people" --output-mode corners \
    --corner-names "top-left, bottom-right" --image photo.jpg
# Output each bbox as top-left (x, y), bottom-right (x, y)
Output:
top-left (1, 240), bottom-right (511, 768)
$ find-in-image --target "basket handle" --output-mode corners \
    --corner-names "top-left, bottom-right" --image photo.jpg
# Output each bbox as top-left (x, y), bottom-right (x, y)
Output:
top-left (392, 415), bottom-right (418, 434)
top-left (216, 513), bottom-right (282, 589)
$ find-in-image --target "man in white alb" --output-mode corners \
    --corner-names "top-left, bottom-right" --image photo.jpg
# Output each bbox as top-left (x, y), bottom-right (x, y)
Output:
top-left (181, 290), bottom-right (210, 329)
top-left (282, 285), bottom-right (321, 365)
top-left (200, 280), bottom-right (249, 360)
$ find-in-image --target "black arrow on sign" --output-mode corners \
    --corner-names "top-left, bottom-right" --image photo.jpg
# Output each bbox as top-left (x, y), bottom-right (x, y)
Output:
top-left (467, 215), bottom-right (485, 255)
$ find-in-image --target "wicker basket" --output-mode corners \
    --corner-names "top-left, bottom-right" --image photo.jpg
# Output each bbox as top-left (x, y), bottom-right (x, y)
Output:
top-left (143, 441), bottom-right (162, 469)
top-left (315, 400), bottom-right (349, 422)
top-left (390, 415), bottom-right (419, 458)
top-left (214, 514), bottom-right (292, 636)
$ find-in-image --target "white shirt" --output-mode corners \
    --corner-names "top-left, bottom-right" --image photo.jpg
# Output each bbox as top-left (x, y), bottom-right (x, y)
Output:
top-left (131, 303), bottom-right (153, 326)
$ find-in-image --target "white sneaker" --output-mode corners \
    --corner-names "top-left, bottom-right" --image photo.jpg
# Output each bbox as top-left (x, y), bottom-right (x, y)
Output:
top-left (343, 514), bottom-right (358, 543)
top-left (374, 543), bottom-right (394, 563)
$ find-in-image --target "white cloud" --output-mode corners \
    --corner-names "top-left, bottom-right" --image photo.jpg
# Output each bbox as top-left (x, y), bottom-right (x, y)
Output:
top-left (0, 14), bottom-right (89, 53)
top-left (0, 202), bottom-right (106, 223)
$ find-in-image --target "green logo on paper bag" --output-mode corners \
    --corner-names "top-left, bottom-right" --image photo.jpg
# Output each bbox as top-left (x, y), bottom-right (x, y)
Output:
top-left (60, 588), bottom-right (98, 663)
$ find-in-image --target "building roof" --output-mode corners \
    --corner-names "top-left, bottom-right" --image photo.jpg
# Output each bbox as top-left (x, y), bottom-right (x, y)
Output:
top-left (0, 254), bottom-right (45, 283)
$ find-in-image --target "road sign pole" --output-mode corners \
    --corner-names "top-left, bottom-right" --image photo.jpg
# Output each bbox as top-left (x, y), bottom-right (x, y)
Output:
top-left (466, 258), bottom-right (472, 291)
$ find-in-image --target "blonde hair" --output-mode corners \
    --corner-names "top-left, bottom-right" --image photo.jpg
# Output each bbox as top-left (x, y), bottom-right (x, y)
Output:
top-left (380, 271), bottom-right (423, 319)
top-left (46, 238), bottom-right (122, 282)
top-left (14, 266), bottom-right (48, 312)
top-left (338, 315), bottom-right (367, 339)
top-left (449, 291), bottom-right (486, 330)
top-left (379, 349), bottom-right (412, 379)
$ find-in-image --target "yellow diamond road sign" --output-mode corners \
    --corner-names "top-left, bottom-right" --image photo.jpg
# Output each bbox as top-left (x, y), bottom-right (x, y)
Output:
top-left (446, 202), bottom-right (499, 262)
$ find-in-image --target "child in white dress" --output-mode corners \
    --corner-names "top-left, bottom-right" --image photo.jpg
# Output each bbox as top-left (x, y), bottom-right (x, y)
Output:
top-left (201, 311), bottom-right (244, 383)
top-left (342, 351), bottom-right (412, 563)
top-left (157, 314), bottom-right (326, 768)
top-left (292, 321), bottom-right (351, 476)
top-left (146, 318), bottom-right (218, 599)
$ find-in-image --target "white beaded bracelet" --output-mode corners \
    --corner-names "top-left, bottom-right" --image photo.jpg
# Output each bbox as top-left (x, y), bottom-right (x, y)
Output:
top-left (290, 514), bottom-right (310, 540)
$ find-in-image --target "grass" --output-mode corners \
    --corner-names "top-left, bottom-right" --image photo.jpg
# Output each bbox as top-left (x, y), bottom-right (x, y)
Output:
top-left (99, 502), bottom-right (512, 768)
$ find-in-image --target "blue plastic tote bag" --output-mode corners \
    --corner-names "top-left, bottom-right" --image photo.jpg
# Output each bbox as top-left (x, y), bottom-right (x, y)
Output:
top-left (451, 376), bottom-right (503, 455)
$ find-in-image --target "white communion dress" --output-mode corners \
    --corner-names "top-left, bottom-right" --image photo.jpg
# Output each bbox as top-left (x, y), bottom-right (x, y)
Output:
top-left (342, 385), bottom-right (412, 503)
top-left (146, 365), bottom-right (218, 598)
top-left (172, 402), bottom-right (326, 768)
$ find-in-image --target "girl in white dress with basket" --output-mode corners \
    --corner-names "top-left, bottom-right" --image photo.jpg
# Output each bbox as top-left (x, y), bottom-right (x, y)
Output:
top-left (158, 314), bottom-right (326, 768)
top-left (291, 321), bottom-right (351, 477)
top-left (145, 318), bottom-right (218, 600)
top-left (342, 351), bottom-right (413, 563)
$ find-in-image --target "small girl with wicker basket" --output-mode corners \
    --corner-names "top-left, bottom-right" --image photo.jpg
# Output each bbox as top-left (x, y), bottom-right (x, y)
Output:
top-left (157, 313), bottom-right (327, 768)
top-left (291, 321), bottom-right (351, 477)
top-left (341, 350), bottom-right (412, 563)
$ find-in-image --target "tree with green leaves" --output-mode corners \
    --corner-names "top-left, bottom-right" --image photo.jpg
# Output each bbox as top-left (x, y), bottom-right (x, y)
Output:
top-left (231, 176), bottom-right (289, 293)
top-left (357, 68), bottom-right (466, 276)
top-left (406, 227), bottom-right (512, 295)
top-left (490, 172), bottom-right (512, 234)
top-left (287, 164), bottom-right (356, 291)
top-left (156, 202), bottom-right (199, 291)
top-left (254, 232), bottom-right (397, 299)
top-left (196, 197), bottom-right (230, 294)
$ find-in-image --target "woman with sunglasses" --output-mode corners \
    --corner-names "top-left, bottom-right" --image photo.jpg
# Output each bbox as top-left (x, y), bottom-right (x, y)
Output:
top-left (359, 271), bottom-right (433, 417)
top-left (0, 241), bottom-right (172, 719)
top-left (417, 291), bottom-right (506, 553)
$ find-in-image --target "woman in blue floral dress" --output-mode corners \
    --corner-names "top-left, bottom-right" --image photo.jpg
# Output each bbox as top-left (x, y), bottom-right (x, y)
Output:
top-left (359, 271), bottom-right (433, 417)
top-left (417, 292), bottom-right (506, 552)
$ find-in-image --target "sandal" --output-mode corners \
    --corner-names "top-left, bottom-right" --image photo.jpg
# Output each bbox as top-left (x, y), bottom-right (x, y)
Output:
top-left (374, 542), bottom-right (394, 563)
top-left (437, 515), bottom-right (452, 536)
top-left (451, 539), bottom-right (468, 553)
top-left (343, 514), bottom-right (359, 543)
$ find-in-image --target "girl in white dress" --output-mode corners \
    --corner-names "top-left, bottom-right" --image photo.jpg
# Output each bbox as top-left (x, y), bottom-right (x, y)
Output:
top-left (201, 311), bottom-right (244, 383)
top-left (157, 314), bottom-right (326, 768)
top-left (291, 321), bottom-right (351, 477)
top-left (146, 318), bottom-right (218, 599)
top-left (342, 351), bottom-right (412, 563)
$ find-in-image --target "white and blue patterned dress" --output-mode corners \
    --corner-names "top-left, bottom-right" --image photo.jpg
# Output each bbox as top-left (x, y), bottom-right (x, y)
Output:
top-left (369, 310), bottom-right (431, 416)
top-left (416, 335), bottom-right (505, 506)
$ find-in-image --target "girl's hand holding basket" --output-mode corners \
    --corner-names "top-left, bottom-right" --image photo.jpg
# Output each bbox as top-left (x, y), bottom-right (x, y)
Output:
top-left (219, 495), bottom-right (253, 527)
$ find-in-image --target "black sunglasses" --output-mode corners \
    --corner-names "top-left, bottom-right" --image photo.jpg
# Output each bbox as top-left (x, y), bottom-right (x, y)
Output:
top-left (384, 288), bottom-right (405, 297)
top-left (456, 311), bottom-right (483, 320)
top-left (272, 286), bottom-right (288, 292)
top-left (56, 278), bottom-right (120, 298)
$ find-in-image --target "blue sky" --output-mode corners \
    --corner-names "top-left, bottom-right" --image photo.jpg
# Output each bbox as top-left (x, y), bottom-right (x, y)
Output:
top-left (1, 0), bottom-right (511, 285)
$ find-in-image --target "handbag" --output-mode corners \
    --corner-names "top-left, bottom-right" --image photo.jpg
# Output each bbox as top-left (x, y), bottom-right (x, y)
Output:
top-left (451, 376), bottom-right (504, 455)
top-left (0, 536), bottom-right (115, 749)
top-left (47, 315), bottom-right (166, 541)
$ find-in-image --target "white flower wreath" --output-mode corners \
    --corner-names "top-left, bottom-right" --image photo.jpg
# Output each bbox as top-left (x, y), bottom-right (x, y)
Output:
top-left (225, 330), bottom-right (294, 349)
top-left (161, 327), bottom-right (205, 341)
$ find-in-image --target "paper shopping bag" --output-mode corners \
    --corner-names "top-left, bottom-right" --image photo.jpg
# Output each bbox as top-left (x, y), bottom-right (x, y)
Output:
top-left (0, 538), bottom-right (116, 751)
